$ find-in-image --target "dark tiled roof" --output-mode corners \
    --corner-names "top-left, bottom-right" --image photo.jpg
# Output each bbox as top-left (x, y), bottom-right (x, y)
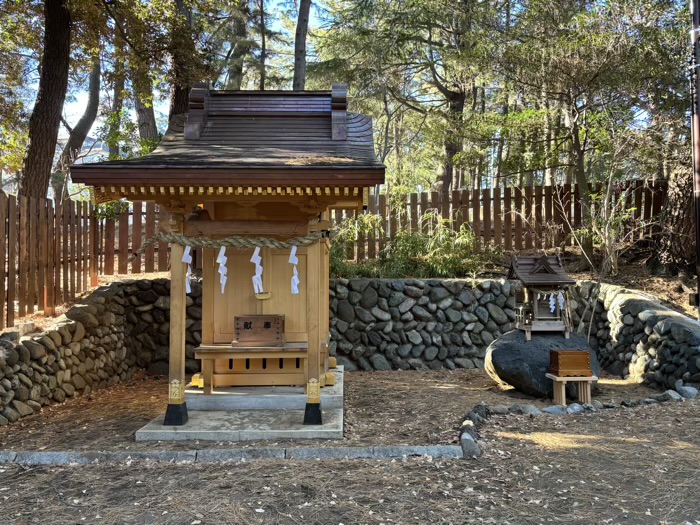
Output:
top-left (71, 90), bottom-right (385, 184)
top-left (508, 255), bottom-right (575, 286)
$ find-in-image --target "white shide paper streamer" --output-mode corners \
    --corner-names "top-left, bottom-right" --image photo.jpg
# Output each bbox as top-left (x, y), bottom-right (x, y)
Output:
top-left (181, 245), bottom-right (193, 294)
top-left (250, 247), bottom-right (263, 294)
top-left (217, 246), bottom-right (228, 294)
top-left (289, 246), bottom-right (300, 294)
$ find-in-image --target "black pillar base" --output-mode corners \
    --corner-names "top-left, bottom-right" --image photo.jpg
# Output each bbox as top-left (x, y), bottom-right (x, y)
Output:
top-left (303, 402), bottom-right (322, 425)
top-left (163, 402), bottom-right (189, 426)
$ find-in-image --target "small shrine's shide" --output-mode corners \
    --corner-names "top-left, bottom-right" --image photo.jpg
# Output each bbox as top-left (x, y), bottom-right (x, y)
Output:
top-left (508, 255), bottom-right (576, 341)
top-left (71, 84), bottom-right (385, 426)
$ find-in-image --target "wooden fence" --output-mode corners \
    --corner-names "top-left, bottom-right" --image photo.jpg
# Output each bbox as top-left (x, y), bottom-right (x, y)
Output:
top-left (0, 193), bottom-right (99, 330)
top-left (0, 180), bottom-right (666, 328)
top-left (331, 180), bottom-right (666, 260)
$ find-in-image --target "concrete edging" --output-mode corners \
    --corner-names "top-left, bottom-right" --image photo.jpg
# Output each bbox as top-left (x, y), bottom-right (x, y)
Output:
top-left (0, 445), bottom-right (464, 466)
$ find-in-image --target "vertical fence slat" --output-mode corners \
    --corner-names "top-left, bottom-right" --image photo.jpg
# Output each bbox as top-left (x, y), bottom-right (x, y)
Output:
top-left (118, 209), bottom-right (129, 274)
top-left (563, 183), bottom-right (572, 245)
top-left (132, 201), bottom-right (142, 274)
top-left (45, 200), bottom-right (55, 315)
top-left (357, 209), bottom-right (366, 262)
top-left (0, 194), bottom-right (7, 328)
top-left (514, 187), bottom-right (523, 251)
top-left (69, 200), bottom-right (76, 301)
top-left (460, 189), bottom-right (470, 229)
top-left (643, 181), bottom-right (653, 237)
top-left (61, 203), bottom-right (69, 303)
top-left (524, 186), bottom-right (533, 250)
top-left (105, 216), bottom-right (115, 275)
top-left (389, 200), bottom-right (397, 241)
top-left (54, 201), bottom-right (61, 308)
top-left (76, 201), bottom-right (84, 294)
top-left (410, 193), bottom-right (418, 232)
top-left (452, 190), bottom-right (462, 230)
top-left (367, 197), bottom-right (377, 259)
top-left (157, 206), bottom-right (169, 271)
top-left (544, 185), bottom-right (553, 248)
top-left (90, 203), bottom-right (98, 286)
top-left (651, 180), bottom-right (663, 237)
top-left (482, 188), bottom-right (491, 247)
top-left (472, 189), bottom-right (481, 251)
top-left (493, 187), bottom-right (502, 247)
top-left (504, 187), bottom-right (512, 252)
top-left (83, 201), bottom-right (90, 290)
top-left (27, 197), bottom-right (38, 314)
top-left (38, 199), bottom-right (46, 311)
top-left (7, 196), bottom-right (17, 326)
top-left (18, 196), bottom-right (28, 317)
top-left (534, 185), bottom-right (543, 250)
top-left (145, 202), bottom-right (156, 272)
top-left (378, 194), bottom-right (387, 254)
top-left (420, 192), bottom-right (429, 234)
top-left (440, 190), bottom-right (449, 222)
top-left (554, 184), bottom-right (565, 245)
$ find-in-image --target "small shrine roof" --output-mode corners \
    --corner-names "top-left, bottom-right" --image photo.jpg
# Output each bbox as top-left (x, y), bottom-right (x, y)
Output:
top-left (71, 85), bottom-right (385, 189)
top-left (507, 255), bottom-right (575, 287)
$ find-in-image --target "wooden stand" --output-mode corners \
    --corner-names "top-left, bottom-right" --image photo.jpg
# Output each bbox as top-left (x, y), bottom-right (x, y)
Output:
top-left (195, 342), bottom-right (309, 393)
top-left (545, 373), bottom-right (598, 405)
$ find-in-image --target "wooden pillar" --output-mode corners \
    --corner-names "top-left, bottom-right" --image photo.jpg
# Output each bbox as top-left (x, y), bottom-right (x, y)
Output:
top-left (164, 214), bottom-right (188, 426)
top-left (303, 239), bottom-right (322, 425)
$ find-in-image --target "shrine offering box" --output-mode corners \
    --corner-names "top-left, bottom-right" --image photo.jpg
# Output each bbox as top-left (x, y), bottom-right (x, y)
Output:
top-left (233, 315), bottom-right (285, 347)
top-left (548, 350), bottom-right (592, 377)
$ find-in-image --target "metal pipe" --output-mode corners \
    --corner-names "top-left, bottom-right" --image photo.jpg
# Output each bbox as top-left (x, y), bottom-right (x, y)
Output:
top-left (690, 0), bottom-right (700, 320)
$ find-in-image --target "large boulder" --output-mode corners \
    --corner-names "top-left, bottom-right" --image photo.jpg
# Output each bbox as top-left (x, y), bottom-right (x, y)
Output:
top-left (485, 330), bottom-right (601, 399)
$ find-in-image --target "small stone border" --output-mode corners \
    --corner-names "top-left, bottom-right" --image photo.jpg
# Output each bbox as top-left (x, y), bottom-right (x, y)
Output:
top-left (458, 388), bottom-right (693, 458)
top-left (0, 445), bottom-right (463, 466)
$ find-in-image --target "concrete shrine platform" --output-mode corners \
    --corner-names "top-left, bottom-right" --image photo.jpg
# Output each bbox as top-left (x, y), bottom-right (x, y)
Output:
top-left (135, 367), bottom-right (344, 442)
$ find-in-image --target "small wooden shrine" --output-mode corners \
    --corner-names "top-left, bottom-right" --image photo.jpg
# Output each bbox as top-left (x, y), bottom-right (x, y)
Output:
top-left (508, 255), bottom-right (575, 340)
top-left (72, 83), bottom-right (385, 426)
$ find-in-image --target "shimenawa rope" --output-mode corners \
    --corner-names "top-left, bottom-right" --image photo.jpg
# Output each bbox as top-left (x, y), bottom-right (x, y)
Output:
top-left (128, 231), bottom-right (325, 262)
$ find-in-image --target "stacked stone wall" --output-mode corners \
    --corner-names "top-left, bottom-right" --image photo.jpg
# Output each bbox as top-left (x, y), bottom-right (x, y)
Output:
top-left (572, 282), bottom-right (700, 392)
top-left (0, 279), bottom-right (202, 426)
top-left (3, 275), bottom-right (700, 427)
top-left (328, 278), bottom-right (517, 371)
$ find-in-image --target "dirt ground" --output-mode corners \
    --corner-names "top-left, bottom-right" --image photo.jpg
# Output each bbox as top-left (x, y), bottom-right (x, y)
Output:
top-left (0, 369), bottom-right (659, 452)
top-left (1, 398), bottom-right (699, 524)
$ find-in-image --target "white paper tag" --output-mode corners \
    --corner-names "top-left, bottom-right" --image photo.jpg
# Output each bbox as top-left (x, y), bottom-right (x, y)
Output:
top-left (185, 265), bottom-right (192, 294)
top-left (250, 247), bottom-right (261, 265)
top-left (288, 245), bottom-right (298, 265)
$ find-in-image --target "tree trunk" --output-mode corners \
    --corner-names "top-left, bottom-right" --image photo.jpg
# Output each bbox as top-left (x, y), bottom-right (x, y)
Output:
top-left (258, 0), bottom-right (266, 90)
top-left (19, 0), bottom-right (71, 199)
top-left (108, 59), bottom-right (125, 160)
top-left (226, 0), bottom-right (250, 90)
top-left (292, 0), bottom-right (312, 90)
top-left (53, 58), bottom-right (101, 207)
top-left (442, 92), bottom-right (465, 192)
top-left (133, 71), bottom-right (159, 147)
top-left (169, 0), bottom-right (194, 120)
top-left (659, 163), bottom-right (695, 273)
top-left (570, 119), bottom-right (593, 269)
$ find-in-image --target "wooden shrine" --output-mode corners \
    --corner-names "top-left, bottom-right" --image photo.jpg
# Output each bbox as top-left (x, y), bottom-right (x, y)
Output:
top-left (508, 255), bottom-right (575, 340)
top-left (72, 83), bottom-right (385, 426)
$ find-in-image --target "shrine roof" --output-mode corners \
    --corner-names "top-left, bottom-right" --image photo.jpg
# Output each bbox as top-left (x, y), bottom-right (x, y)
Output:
top-left (71, 85), bottom-right (385, 188)
top-left (507, 255), bottom-right (575, 287)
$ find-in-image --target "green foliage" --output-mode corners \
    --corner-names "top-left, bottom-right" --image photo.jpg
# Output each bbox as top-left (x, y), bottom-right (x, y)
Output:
top-left (330, 212), bottom-right (499, 279)
top-left (94, 200), bottom-right (129, 220)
